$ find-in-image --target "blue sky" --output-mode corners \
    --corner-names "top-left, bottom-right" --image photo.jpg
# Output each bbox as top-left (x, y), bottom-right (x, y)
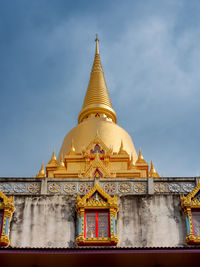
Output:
top-left (0, 0), bottom-right (200, 177)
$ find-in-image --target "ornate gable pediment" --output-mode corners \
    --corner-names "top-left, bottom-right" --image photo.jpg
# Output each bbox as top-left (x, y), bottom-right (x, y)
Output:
top-left (85, 132), bottom-right (111, 155)
top-left (79, 153), bottom-right (116, 178)
top-left (181, 182), bottom-right (200, 209)
top-left (76, 183), bottom-right (118, 210)
top-left (81, 153), bottom-right (114, 178)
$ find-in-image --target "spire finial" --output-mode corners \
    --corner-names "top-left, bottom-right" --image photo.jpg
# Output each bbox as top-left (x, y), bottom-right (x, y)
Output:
top-left (68, 139), bottom-right (76, 155)
top-left (47, 149), bottom-right (58, 166)
top-left (59, 154), bottom-right (65, 167)
top-left (149, 160), bottom-right (160, 177)
top-left (95, 34), bottom-right (99, 55)
top-left (138, 148), bottom-right (144, 159)
top-left (36, 161), bottom-right (46, 178)
top-left (78, 37), bottom-right (117, 124)
top-left (129, 153), bottom-right (135, 169)
top-left (151, 160), bottom-right (154, 170)
top-left (52, 149), bottom-right (56, 160)
top-left (118, 140), bottom-right (128, 155)
top-left (120, 140), bottom-right (124, 150)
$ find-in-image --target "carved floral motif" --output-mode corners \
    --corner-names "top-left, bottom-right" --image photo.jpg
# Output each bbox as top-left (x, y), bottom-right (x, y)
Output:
top-left (183, 184), bottom-right (195, 193)
top-left (13, 184), bottom-right (26, 193)
top-left (28, 183), bottom-right (40, 193)
top-left (64, 183), bottom-right (76, 193)
top-left (169, 184), bottom-right (181, 193)
top-left (154, 183), bottom-right (167, 193)
top-left (118, 183), bottom-right (131, 193)
top-left (79, 183), bottom-right (92, 193)
top-left (133, 183), bottom-right (145, 193)
top-left (48, 183), bottom-right (61, 193)
top-left (0, 184), bottom-right (11, 193)
top-left (103, 183), bottom-right (116, 193)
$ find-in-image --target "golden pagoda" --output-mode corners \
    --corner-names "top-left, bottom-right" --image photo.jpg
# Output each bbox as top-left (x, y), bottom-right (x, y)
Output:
top-left (37, 38), bottom-right (160, 179)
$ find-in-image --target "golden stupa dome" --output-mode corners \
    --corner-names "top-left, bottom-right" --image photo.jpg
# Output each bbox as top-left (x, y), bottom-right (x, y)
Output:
top-left (58, 37), bottom-right (138, 162)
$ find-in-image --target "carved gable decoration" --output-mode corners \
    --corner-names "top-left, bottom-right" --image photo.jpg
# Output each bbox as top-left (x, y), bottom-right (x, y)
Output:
top-left (90, 144), bottom-right (105, 154)
top-left (93, 168), bottom-right (103, 178)
top-left (76, 183), bottom-right (118, 210)
top-left (85, 132), bottom-right (111, 156)
top-left (181, 182), bottom-right (200, 244)
top-left (181, 183), bottom-right (200, 209)
top-left (79, 153), bottom-right (115, 178)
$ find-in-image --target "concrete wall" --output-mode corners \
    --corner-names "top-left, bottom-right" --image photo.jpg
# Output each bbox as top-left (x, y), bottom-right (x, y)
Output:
top-left (10, 196), bottom-right (76, 248)
top-left (118, 195), bottom-right (186, 247)
top-left (9, 194), bottom-right (186, 248)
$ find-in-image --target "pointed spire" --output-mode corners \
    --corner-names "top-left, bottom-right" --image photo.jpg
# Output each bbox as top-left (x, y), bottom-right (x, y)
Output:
top-left (56, 154), bottom-right (66, 171)
top-left (68, 139), bottom-right (76, 155)
top-left (120, 140), bottom-right (124, 150)
top-left (150, 160), bottom-right (155, 171)
top-left (78, 37), bottom-right (117, 124)
top-left (129, 153), bottom-right (135, 169)
top-left (36, 162), bottom-right (46, 178)
top-left (118, 140), bottom-right (128, 155)
top-left (95, 34), bottom-right (99, 55)
top-left (149, 160), bottom-right (160, 177)
top-left (135, 148), bottom-right (147, 165)
top-left (52, 149), bottom-right (56, 160)
top-left (47, 149), bottom-right (58, 166)
top-left (138, 148), bottom-right (144, 160)
top-left (59, 154), bottom-right (65, 167)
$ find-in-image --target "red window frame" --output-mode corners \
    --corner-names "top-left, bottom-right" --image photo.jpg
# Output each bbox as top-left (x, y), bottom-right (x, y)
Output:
top-left (0, 211), bottom-right (4, 237)
top-left (84, 210), bottom-right (110, 238)
top-left (191, 209), bottom-right (200, 237)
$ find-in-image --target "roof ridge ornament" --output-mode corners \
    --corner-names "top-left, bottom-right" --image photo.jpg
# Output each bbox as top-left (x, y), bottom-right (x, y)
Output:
top-left (36, 162), bottom-right (46, 178)
top-left (68, 139), bottom-right (76, 155)
top-left (149, 160), bottom-right (160, 178)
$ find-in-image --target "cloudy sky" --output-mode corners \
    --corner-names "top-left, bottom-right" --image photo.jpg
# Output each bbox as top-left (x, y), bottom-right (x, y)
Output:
top-left (0, 0), bottom-right (200, 177)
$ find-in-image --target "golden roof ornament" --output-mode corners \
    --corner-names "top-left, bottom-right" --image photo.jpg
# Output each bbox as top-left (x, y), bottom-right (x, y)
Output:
top-left (78, 36), bottom-right (117, 124)
top-left (135, 148), bottom-right (147, 164)
top-left (149, 160), bottom-right (160, 177)
top-left (138, 148), bottom-right (144, 159)
top-left (36, 162), bottom-right (46, 178)
top-left (118, 140), bottom-right (128, 155)
top-left (58, 154), bottom-right (65, 168)
top-left (129, 153), bottom-right (135, 169)
top-left (68, 139), bottom-right (76, 155)
top-left (47, 149), bottom-right (58, 166)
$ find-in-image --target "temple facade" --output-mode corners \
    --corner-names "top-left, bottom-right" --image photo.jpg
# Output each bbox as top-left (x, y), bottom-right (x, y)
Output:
top-left (0, 39), bottom-right (200, 254)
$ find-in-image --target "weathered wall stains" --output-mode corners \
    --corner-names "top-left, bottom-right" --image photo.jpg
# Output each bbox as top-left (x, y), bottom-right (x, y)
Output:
top-left (118, 195), bottom-right (186, 247)
top-left (10, 195), bottom-right (76, 248)
top-left (9, 195), bottom-right (186, 248)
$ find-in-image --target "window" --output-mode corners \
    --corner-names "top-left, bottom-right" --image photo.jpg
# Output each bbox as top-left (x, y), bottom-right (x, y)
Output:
top-left (191, 210), bottom-right (200, 237)
top-left (0, 211), bottom-right (3, 237)
top-left (76, 183), bottom-right (118, 246)
top-left (181, 183), bottom-right (200, 244)
top-left (85, 211), bottom-right (110, 238)
top-left (0, 191), bottom-right (15, 247)
top-left (90, 144), bottom-right (105, 154)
